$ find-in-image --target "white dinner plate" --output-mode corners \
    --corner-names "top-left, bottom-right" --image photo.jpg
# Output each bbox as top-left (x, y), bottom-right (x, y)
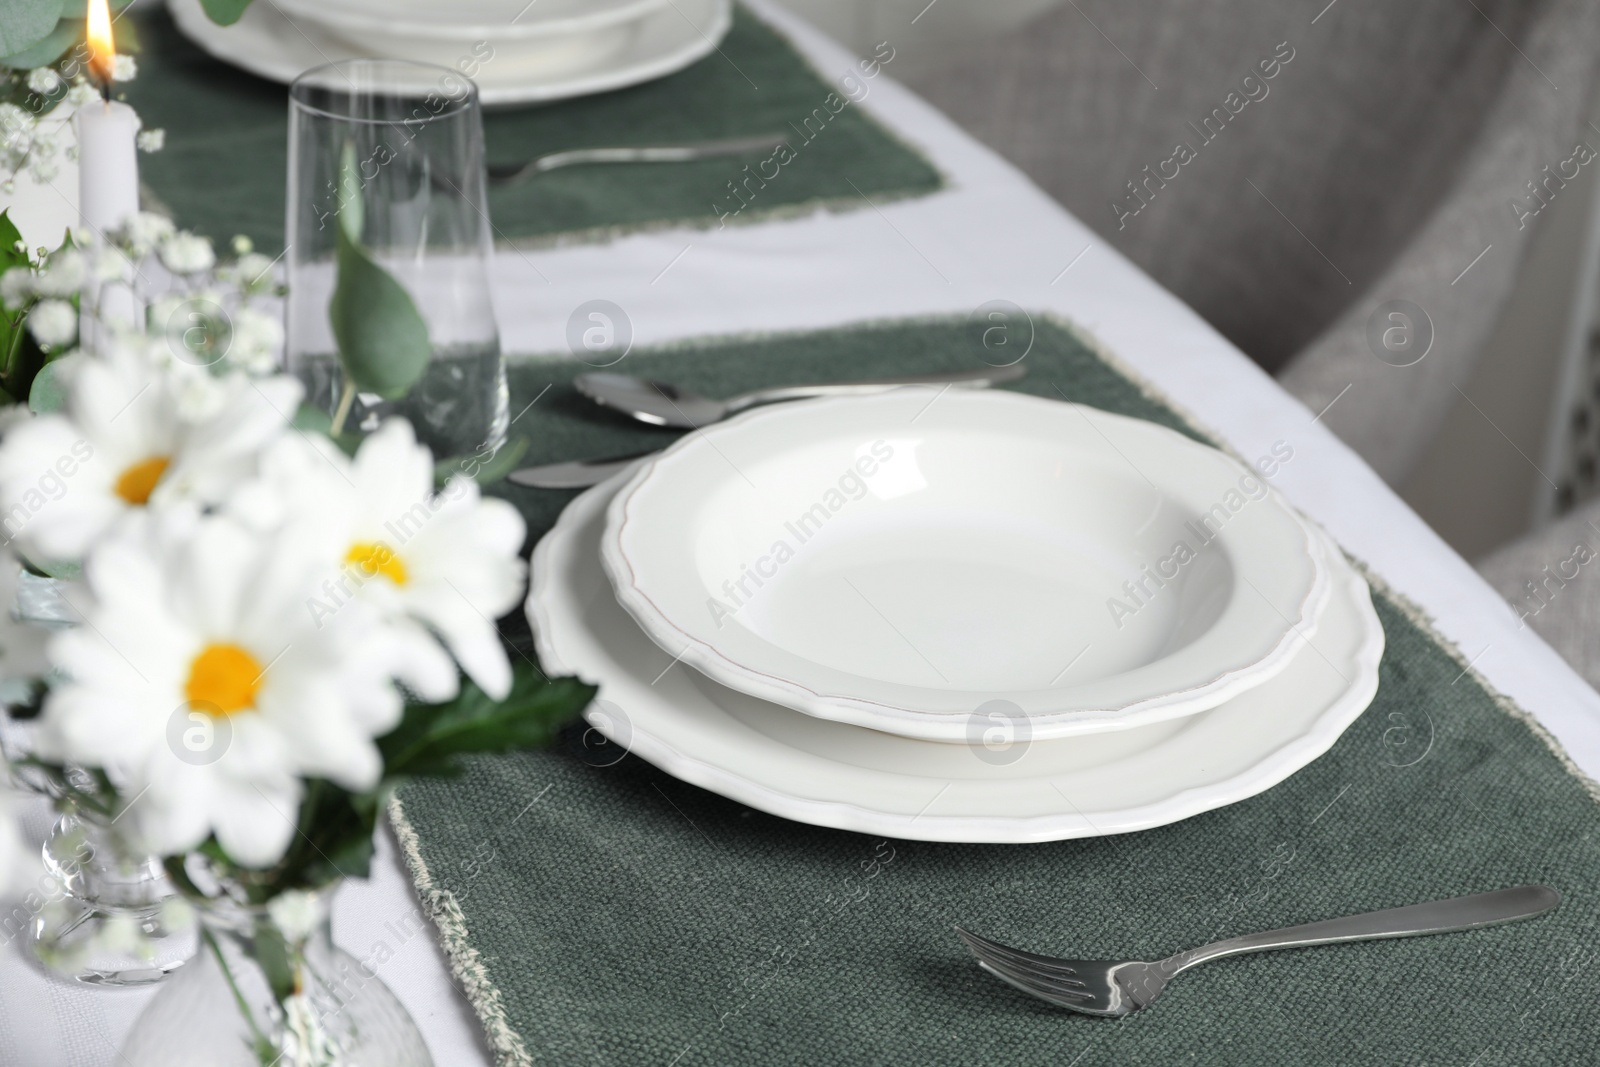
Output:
top-left (601, 390), bottom-right (1330, 742)
top-left (165, 0), bottom-right (731, 107)
top-left (530, 471), bottom-right (1383, 843)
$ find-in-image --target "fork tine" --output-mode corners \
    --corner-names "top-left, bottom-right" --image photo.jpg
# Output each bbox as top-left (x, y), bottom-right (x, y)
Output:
top-left (967, 945), bottom-right (1090, 991)
top-left (976, 960), bottom-right (1103, 1012)
top-left (954, 928), bottom-right (1088, 983)
top-left (966, 943), bottom-right (1095, 997)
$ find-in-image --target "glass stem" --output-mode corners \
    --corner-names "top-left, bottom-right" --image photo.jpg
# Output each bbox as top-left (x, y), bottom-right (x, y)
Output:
top-left (330, 378), bottom-right (356, 436)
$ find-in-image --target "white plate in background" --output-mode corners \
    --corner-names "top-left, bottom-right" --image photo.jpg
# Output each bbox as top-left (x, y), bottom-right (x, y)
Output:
top-left (166, 0), bottom-right (731, 106)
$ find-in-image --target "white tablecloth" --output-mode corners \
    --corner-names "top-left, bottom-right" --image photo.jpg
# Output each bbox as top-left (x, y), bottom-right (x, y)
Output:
top-left (7, 1), bottom-right (1600, 1062)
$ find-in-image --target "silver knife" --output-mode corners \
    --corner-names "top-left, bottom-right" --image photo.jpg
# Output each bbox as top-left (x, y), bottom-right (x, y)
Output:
top-left (507, 451), bottom-right (652, 490)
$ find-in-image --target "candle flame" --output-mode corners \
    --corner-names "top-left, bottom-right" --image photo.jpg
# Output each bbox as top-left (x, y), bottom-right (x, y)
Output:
top-left (86, 0), bottom-right (115, 87)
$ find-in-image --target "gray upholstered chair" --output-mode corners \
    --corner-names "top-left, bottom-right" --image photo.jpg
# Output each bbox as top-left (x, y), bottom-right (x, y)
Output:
top-left (903, 0), bottom-right (1600, 486)
top-left (1478, 497), bottom-right (1600, 689)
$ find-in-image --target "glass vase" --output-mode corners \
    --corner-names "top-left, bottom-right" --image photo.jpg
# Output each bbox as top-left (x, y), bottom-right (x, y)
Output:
top-left (120, 883), bottom-right (433, 1066)
top-left (5, 570), bottom-right (194, 986)
top-left (285, 58), bottom-right (507, 463)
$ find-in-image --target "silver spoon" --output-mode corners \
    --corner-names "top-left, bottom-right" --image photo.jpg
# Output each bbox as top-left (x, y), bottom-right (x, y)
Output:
top-left (488, 133), bottom-right (791, 186)
top-left (575, 364), bottom-right (1027, 429)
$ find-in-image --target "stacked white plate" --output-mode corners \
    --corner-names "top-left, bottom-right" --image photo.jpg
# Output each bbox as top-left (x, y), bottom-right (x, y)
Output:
top-left (528, 389), bottom-right (1383, 843)
top-left (166, 0), bottom-right (733, 105)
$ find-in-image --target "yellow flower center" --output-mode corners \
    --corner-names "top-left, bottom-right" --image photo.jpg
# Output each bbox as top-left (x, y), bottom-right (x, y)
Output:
top-left (114, 456), bottom-right (170, 505)
top-left (345, 541), bottom-right (407, 586)
top-left (184, 643), bottom-right (264, 717)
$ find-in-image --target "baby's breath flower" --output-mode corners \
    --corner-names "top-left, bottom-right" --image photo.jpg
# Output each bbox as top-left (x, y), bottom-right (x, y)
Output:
top-left (111, 55), bottom-right (137, 82)
top-left (268, 890), bottom-right (321, 943)
top-left (64, 83), bottom-right (97, 109)
top-left (121, 211), bottom-right (175, 258)
top-left (158, 232), bottom-right (214, 275)
top-left (27, 299), bottom-right (77, 347)
top-left (136, 128), bottom-right (164, 153)
top-left (32, 250), bottom-right (85, 298)
top-left (26, 68), bottom-right (61, 96)
top-left (0, 267), bottom-right (33, 311)
top-left (89, 245), bottom-right (135, 286)
top-left (231, 306), bottom-right (283, 374)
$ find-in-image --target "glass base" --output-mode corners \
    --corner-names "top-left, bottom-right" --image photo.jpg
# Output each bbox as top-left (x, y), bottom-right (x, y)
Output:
top-left (31, 898), bottom-right (194, 987)
top-left (29, 814), bottom-right (195, 987)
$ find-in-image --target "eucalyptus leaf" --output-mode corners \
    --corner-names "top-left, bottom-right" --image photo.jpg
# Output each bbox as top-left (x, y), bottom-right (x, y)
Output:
top-left (336, 141), bottom-right (363, 244)
top-left (289, 402), bottom-right (332, 437)
top-left (198, 0), bottom-right (255, 27)
top-left (328, 224), bottom-right (431, 401)
top-left (0, 0), bottom-right (62, 59)
top-left (1, 17), bottom-right (77, 69)
top-left (433, 434), bottom-right (529, 487)
top-left (57, 0), bottom-right (134, 16)
top-left (27, 357), bottom-right (68, 413)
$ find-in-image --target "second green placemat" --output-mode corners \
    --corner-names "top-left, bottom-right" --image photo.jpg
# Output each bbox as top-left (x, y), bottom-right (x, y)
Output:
top-left (124, 5), bottom-right (942, 253)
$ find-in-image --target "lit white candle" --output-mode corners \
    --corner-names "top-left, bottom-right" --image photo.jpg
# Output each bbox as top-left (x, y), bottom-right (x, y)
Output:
top-left (76, 0), bottom-right (139, 332)
top-left (75, 99), bottom-right (140, 235)
top-left (76, 0), bottom-right (139, 234)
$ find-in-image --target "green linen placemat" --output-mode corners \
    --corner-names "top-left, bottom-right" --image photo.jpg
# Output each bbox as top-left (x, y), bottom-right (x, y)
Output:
top-left (393, 317), bottom-right (1600, 1066)
top-left (122, 6), bottom-right (941, 254)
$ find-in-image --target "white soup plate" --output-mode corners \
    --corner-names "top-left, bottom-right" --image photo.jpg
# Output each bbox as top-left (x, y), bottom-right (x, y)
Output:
top-left (601, 389), bottom-right (1329, 742)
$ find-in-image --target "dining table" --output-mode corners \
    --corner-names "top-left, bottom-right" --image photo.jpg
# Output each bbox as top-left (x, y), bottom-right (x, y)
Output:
top-left (5, 1), bottom-right (1600, 1063)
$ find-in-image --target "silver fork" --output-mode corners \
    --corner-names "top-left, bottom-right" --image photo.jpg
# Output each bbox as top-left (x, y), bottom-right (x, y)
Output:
top-left (956, 885), bottom-right (1559, 1017)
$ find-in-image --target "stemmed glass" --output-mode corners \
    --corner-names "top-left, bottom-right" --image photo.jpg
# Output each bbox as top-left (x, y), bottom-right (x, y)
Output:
top-left (285, 59), bottom-right (507, 462)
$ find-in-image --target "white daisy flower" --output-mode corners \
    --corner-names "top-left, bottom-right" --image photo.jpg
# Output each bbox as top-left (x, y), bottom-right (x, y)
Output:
top-left (0, 339), bottom-right (302, 562)
top-left (39, 516), bottom-right (408, 868)
top-left (26, 299), bottom-right (76, 347)
top-left (233, 420), bottom-right (527, 700)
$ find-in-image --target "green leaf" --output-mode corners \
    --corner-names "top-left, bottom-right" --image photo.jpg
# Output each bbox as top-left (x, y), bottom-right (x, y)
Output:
top-left (197, 0), bottom-right (255, 26)
top-left (28, 357), bottom-right (67, 413)
top-left (329, 226), bottom-right (431, 401)
top-left (336, 141), bottom-right (363, 244)
top-left (289, 402), bottom-right (331, 436)
top-left (251, 917), bottom-right (297, 1004)
top-left (0, 212), bottom-right (26, 384)
top-left (0, 0), bottom-right (63, 58)
top-left (433, 434), bottom-right (529, 487)
top-left (0, 212), bottom-right (23, 266)
top-left (379, 664), bottom-right (596, 779)
top-left (1, 17), bottom-right (76, 69)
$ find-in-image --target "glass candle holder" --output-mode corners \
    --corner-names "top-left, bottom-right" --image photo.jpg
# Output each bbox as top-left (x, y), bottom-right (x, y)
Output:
top-left (286, 59), bottom-right (507, 462)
